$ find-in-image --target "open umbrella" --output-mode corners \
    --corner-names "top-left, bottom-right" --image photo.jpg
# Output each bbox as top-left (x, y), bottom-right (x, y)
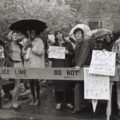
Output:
top-left (69, 24), bottom-right (91, 39)
top-left (69, 24), bottom-right (91, 36)
top-left (9, 19), bottom-right (47, 33)
top-left (87, 29), bottom-right (112, 39)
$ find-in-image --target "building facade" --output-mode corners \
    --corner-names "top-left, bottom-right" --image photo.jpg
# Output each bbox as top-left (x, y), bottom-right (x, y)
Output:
top-left (63, 0), bottom-right (120, 30)
top-left (32, 0), bottom-right (120, 30)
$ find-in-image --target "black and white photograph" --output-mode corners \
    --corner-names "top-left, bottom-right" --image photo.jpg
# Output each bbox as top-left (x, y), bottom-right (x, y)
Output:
top-left (0, 0), bottom-right (120, 120)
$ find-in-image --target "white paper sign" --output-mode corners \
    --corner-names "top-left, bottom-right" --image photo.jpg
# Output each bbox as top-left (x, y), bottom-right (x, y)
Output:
top-left (84, 68), bottom-right (110, 100)
top-left (48, 46), bottom-right (65, 59)
top-left (89, 50), bottom-right (116, 76)
top-left (0, 45), bottom-right (4, 58)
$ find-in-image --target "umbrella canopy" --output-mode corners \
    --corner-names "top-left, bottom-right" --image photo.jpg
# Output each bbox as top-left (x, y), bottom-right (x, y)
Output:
top-left (9, 19), bottom-right (47, 34)
top-left (69, 24), bottom-right (91, 40)
top-left (87, 29), bottom-right (112, 39)
top-left (69, 24), bottom-right (91, 36)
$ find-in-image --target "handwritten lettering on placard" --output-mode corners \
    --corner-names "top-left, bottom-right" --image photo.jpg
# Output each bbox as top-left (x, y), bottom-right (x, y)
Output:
top-left (84, 68), bottom-right (110, 100)
top-left (89, 50), bottom-right (116, 76)
top-left (48, 46), bottom-right (65, 59)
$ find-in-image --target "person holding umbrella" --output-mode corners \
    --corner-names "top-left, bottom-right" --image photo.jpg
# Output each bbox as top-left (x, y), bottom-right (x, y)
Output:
top-left (9, 19), bottom-right (48, 106)
top-left (28, 29), bottom-right (45, 106)
top-left (27, 22), bottom-right (48, 106)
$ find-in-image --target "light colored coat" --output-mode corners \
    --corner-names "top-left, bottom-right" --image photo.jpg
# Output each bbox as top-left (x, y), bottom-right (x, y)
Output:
top-left (112, 38), bottom-right (120, 65)
top-left (31, 37), bottom-right (45, 68)
top-left (23, 47), bottom-right (31, 67)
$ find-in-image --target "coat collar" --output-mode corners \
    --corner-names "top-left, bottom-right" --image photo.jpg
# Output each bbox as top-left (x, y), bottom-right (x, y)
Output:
top-left (76, 38), bottom-right (85, 45)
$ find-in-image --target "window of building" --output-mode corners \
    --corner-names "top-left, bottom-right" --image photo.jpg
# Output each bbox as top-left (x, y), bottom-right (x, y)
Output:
top-left (88, 21), bottom-right (102, 30)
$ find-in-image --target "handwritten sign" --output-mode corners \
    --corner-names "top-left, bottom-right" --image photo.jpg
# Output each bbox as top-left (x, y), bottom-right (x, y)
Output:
top-left (84, 68), bottom-right (110, 100)
top-left (89, 50), bottom-right (116, 76)
top-left (48, 46), bottom-right (65, 59)
top-left (0, 45), bottom-right (4, 58)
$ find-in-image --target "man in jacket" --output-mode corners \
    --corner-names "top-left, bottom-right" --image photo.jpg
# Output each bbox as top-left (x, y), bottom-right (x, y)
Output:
top-left (72, 28), bottom-right (91, 113)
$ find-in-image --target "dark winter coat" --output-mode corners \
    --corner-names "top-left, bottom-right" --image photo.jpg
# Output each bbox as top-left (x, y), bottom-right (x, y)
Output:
top-left (51, 40), bottom-right (74, 68)
top-left (91, 38), bottom-right (113, 51)
top-left (51, 39), bottom-right (74, 91)
top-left (75, 38), bottom-right (92, 67)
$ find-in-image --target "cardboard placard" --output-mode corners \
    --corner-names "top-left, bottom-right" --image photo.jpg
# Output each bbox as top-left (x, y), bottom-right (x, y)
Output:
top-left (84, 68), bottom-right (110, 100)
top-left (89, 50), bottom-right (116, 76)
top-left (48, 46), bottom-right (65, 59)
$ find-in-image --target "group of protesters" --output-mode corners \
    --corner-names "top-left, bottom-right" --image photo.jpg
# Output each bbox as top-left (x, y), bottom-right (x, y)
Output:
top-left (0, 28), bottom-right (49, 108)
top-left (0, 21), bottom-right (120, 118)
top-left (49, 27), bottom-right (115, 114)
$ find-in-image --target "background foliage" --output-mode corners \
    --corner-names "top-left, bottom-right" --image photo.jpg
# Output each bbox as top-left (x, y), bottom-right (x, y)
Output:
top-left (0, 0), bottom-right (77, 39)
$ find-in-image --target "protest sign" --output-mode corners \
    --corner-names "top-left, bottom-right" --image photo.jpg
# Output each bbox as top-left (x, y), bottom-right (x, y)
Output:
top-left (0, 45), bottom-right (4, 58)
top-left (84, 68), bottom-right (110, 100)
top-left (48, 46), bottom-right (65, 59)
top-left (89, 50), bottom-right (116, 76)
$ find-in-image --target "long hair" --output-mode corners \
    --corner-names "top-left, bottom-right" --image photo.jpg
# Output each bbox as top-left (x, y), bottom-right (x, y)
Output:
top-left (54, 30), bottom-right (64, 43)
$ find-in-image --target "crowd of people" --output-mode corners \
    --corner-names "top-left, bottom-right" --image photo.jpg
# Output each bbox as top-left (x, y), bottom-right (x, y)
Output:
top-left (0, 22), bottom-right (120, 118)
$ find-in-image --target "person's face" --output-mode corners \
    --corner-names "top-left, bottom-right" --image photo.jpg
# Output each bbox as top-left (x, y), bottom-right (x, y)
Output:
top-left (17, 32), bottom-right (26, 42)
top-left (12, 32), bottom-right (18, 42)
top-left (29, 30), bottom-right (37, 40)
top-left (41, 29), bottom-right (49, 40)
top-left (40, 28), bottom-right (49, 44)
top-left (74, 31), bottom-right (82, 41)
top-left (56, 32), bottom-right (63, 41)
top-left (105, 35), bottom-right (111, 43)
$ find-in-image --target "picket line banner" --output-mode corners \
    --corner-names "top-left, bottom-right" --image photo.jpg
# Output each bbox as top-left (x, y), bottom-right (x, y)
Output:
top-left (0, 67), bottom-right (119, 81)
top-left (89, 50), bottom-right (116, 76)
top-left (0, 67), bottom-right (82, 80)
top-left (84, 68), bottom-right (110, 100)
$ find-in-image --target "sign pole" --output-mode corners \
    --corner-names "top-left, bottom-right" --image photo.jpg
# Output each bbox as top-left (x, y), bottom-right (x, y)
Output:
top-left (106, 82), bottom-right (114, 120)
top-left (0, 77), bottom-right (2, 108)
top-left (92, 99), bottom-right (98, 113)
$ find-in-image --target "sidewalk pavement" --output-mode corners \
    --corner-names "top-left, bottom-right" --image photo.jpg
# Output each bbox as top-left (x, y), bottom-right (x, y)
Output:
top-left (0, 84), bottom-right (119, 120)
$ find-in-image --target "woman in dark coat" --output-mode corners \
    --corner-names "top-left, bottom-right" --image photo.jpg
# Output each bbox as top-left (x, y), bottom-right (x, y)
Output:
top-left (50, 30), bottom-right (74, 110)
